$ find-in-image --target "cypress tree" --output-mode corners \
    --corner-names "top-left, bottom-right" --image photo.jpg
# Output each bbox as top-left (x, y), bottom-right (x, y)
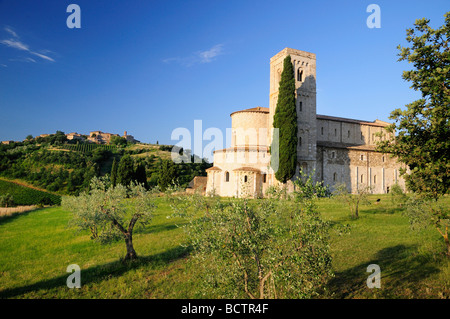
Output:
top-left (157, 159), bottom-right (177, 191)
top-left (272, 55), bottom-right (297, 183)
top-left (117, 155), bottom-right (135, 187)
top-left (134, 163), bottom-right (148, 189)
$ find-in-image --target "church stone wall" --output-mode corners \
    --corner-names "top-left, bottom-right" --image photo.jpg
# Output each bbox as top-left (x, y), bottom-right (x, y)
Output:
top-left (317, 146), bottom-right (407, 194)
top-left (231, 110), bottom-right (269, 147)
top-left (205, 47), bottom-right (407, 197)
top-left (317, 119), bottom-right (389, 146)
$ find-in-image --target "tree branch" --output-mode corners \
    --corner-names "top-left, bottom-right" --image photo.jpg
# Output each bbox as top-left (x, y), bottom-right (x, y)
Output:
top-left (101, 206), bottom-right (127, 235)
top-left (128, 213), bottom-right (142, 233)
top-left (232, 252), bottom-right (256, 299)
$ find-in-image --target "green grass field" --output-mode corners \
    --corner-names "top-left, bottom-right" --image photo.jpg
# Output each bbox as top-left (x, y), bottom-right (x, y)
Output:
top-left (0, 195), bottom-right (448, 299)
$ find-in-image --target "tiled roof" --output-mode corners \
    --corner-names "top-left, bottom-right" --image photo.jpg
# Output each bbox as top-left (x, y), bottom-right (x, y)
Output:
top-left (233, 167), bottom-right (261, 173)
top-left (317, 141), bottom-right (377, 151)
top-left (214, 146), bottom-right (269, 153)
top-left (317, 114), bottom-right (390, 127)
top-left (205, 166), bottom-right (222, 171)
top-left (230, 106), bottom-right (269, 116)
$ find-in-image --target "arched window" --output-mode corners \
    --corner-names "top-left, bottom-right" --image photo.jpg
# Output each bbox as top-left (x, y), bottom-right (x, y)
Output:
top-left (244, 175), bottom-right (248, 183)
top-left (225, 171), bottom-right (229, 182)
top-left (333, 172), bottom-right (337, 182)
top-left (299, 101), bottom-right (303, 112)
top-left (297, 68), bottom-right (303, 82)
top-left (374, 175), bottom-right (377, 184)
top-left (262, 173), bottom-right (267, 183)
top-left (298, 136), bottom-right (302, 147)
top-left (321, 127), bottom-right (324, 135)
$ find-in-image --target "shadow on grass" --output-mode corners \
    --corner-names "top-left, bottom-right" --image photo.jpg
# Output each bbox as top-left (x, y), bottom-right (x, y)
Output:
top-left (0, 245), bottom-right (191, 299)
top-left (140, 221), bottom-right (187, 235)
top-left (327, 244), bottom-right (443, 298)
top-left (0, 207), bottom-right (43, 226)
top-left (362, 205), bottom-right (405, 215)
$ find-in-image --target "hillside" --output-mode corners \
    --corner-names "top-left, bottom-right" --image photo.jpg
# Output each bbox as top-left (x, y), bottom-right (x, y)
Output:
top-left (0, 179), bottom-right (61, 206)
top-left (0, 135), bottom-right (211, 196)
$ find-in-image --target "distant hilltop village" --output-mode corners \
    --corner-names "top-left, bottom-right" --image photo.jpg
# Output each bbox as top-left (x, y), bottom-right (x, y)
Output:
top-left (66, 130), bottom-right (139, 144)
top-left (2, 130), bottom-right (139, 145)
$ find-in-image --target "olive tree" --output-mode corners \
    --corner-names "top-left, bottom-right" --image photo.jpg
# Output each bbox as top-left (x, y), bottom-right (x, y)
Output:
top-left (167, 176), bottom-right (334, 299)
top-left (333, 183), bottom-right (372, 219)
top-left (62, 177), bottom-right (156, 261)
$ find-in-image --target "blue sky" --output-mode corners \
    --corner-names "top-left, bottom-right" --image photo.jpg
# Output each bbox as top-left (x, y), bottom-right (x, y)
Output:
top-left (0, 0), bottom-right (448, 151)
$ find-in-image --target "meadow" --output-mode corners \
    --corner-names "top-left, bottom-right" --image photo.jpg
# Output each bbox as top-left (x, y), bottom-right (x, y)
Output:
top-left (0, 194), bottom-right (448, 299)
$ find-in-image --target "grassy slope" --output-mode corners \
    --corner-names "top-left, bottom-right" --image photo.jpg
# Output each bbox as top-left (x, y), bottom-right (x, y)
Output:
top-left (0, 179), bottom-right (61, 206)
top-left (323, 196), bottom-right (450, 298)
top-left (0, 177), bottom-right (57, 194)
top-left (0, 195), bottom-right (448, 299)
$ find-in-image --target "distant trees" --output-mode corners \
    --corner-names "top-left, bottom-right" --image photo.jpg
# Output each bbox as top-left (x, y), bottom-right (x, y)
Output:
top-left (134, 163), bottom-right (148, 189)
top-left (272, 55), bottom-right (297, 183)
top-left (110, 136), bottom-right (127, 146)
top-left (34, 131), bottom-right (67, 145)
top-left (53, 131), bottom-right (68, 144)
top-left (114, 155), bottom-right (149, 189)
top-left (117, 155), bottom-right (136, 187)
top-left (157, 160), bottom-right (178, 191)
top-left (0, 193), bottom-right (14, 208)
top-left (0, 139), bottom-right (210, 196)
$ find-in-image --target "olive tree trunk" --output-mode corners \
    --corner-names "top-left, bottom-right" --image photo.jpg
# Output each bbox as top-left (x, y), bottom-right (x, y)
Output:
top-left (124, 233), bottom-right (137, 260)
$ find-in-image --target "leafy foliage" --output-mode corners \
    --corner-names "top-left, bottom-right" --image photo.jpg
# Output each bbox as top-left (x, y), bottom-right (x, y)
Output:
top-left (117, 155), bottom-right (136, 187)
top-left (110, 157), bottom-right (118, 187)
top-left (377, 12), bottom-right (450, 199)
top-left (403, 195), bottom-right (450, 256)
top-left (0, 141), bottom-right (109, 195)
top-left (62, 177), bottom-right (156, 260)
top-left (110, 135), bottom-right (128, 146)
top-left (377, 12), bottom-right (450, 257)
top-left (333, 183), bottom-right (372, 219)
top-left (272, 55), bottom-right (298, 183)
top-left (0, 137), bottom-right (211, 196)
top-left (167, 176), bottom-right (334, 299)
top-left (157, 159), bottom-right (178, 191)
top-left (390, 183), bottom-right (408, 207)
top-left (0, 193), bottom-right (14, 208)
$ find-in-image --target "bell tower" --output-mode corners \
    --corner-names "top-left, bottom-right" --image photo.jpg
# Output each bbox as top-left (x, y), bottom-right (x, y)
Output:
top-left (268, 48), bottom-right (317, 177)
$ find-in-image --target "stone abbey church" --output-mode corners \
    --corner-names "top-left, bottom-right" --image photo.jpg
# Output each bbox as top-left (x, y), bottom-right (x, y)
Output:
top-left (204, 48), bottom-right (406, 197)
